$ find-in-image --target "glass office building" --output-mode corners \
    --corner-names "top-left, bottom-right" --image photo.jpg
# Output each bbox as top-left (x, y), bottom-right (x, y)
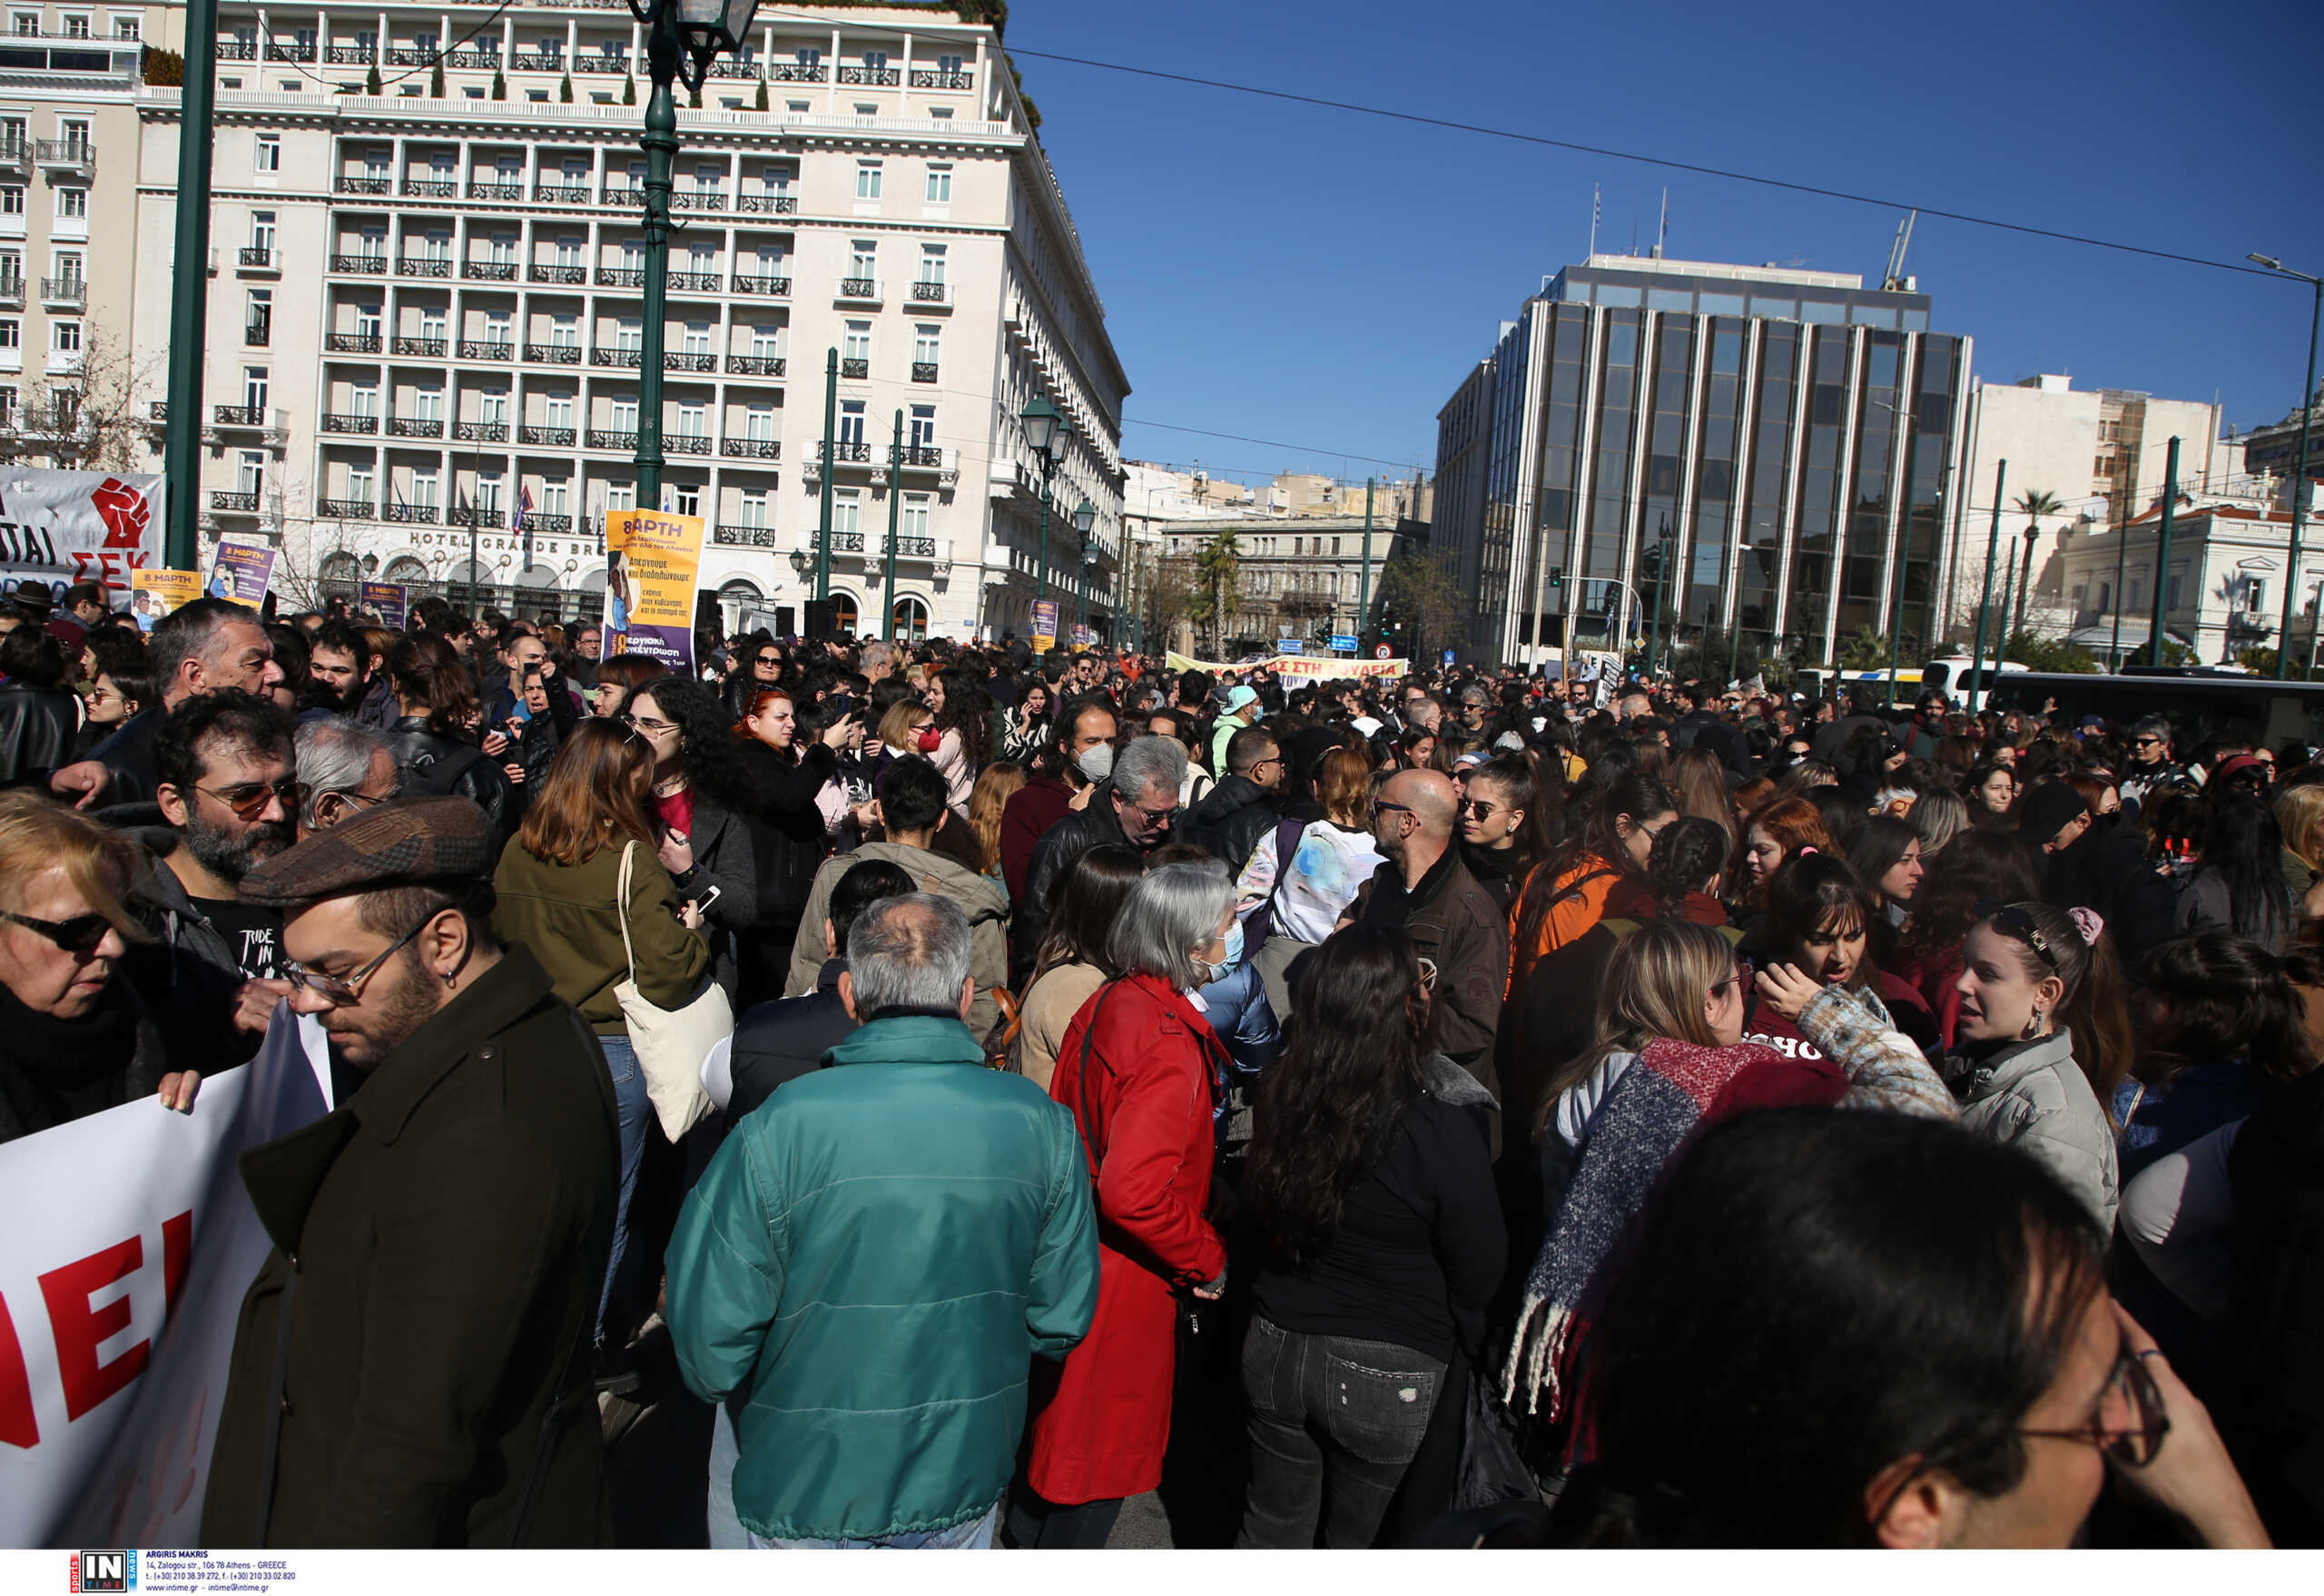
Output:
top-left (1436, 255), bottom-right (1971, 669)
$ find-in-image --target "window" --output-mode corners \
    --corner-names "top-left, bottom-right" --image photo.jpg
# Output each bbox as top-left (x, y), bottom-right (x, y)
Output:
top-left (487, 232), bottom-right (516, 264)
top-left (744, 403), bottom-right (774, 441)
top-left (359, 225), bottom-right (385, 261)
top-left (832, 488), bottom-right (861, 535)
top-left (837, 400), bottom-right (865, 447)
top-left (901, 492), bottom-right (930, 538)
top-left (682, 321), bottom-right (710, 356)
top-left (249, 211), bottom-right (275, 253)
top-left (749, 324), bottom-right (781, 358)
top-left (855, 161), bottom-right (882, 201)
top-left (480, 389), bottom-right (508, 424)
top-left (59, 119), bottom-right (88, 153)
top-left (670, 486), bottom-right (699, 517)
top-left (245, 288), bottom-right (271, 343)
top-left (931, 107), bottom-right (952, 120)
top-left (554, 233), bottom-right (582, 267)
top-left (347, 465), bottom-right (373, 500)
top-left (842, 320), bottom-right (870, 362)
top-left (475, 473), bottom-right (503, 518)
top-left (786, 100), bottom-right (809, 113)
top-left (61, 14), bottom-right (89, 37)
top-left (55, 187), bottom-right (84, 218)
top-left (411, 469), bottom-right (438, 509)
top-left (254, 133), bottom-right (280, 172)
top-left (610, 396), bottom-right (638, 430)
top-left (550, 313), bottom-right (578, 348)
top-left (422, 230), bottom-right (449, 261)
top-left (0, 318), bottom-right (15, 349)
top-left (484, 309), bottom-right (511, 342)
top-left (350, 381), bottom-right (378, 419)
top-left (545, 392), bottom-right (574, 428)
top-left (0, 385), bottom-right (15, 429)
top-left (918, 243), bottom-right (945, 284)
top-left (925, 163), bottom-right (951, 203)
top-left (112, 15), bottom-right (137, 38)
top-left (675, 400), bottom-right (705, 438)
top-left (0, 187), bottom-right (23, 216)
top-left (614, 317), bottom-right (642, 353)
top-left (863, 50), bottom-right (888, 71)
top-left (2246, 579), bottom-right (2267, 614)
top-left (605, 481), bottom-right (634, 512)
top-left (853, 103), bottom-right (877, 116)
top-left (353, 303), bottom-right (380, 338)
top-left (937, 53), bottom-right (962, 73)
top-left (849, 241), bottom-right (876, 279)
top-left (50, 249), bottom-right (79, 284)
top-left (913, 325), bottom-right (940, 365)
top-left (909, 405), bottom-right (935, 449)
top-left (541, 479), bottom-right (569, 517)
top-left (10, 15), bottom-right (35, 37)
top-left (738, 489), bottom-right (769, 528)
top-left (413, 385), bottom-right (442, 422)
top-left (237, 450), bottom-right (265, 496)
top-left (418, 308), bottom-right (446, 340)
top-left (527, 90), bottom-right (548, 103)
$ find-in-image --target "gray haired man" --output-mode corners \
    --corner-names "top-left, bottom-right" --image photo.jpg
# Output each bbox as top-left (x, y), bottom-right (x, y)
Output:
top-left (667, 892), bottom-right (1099, 1548)
top-left (294, 716), bottom-right (402, 837)
top-left (1013, 732), bottom-right (1189, 984)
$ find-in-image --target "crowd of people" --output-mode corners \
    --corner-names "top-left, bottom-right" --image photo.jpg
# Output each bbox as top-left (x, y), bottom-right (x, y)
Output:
top-left (6, 576), bottom-right (2323, 1551)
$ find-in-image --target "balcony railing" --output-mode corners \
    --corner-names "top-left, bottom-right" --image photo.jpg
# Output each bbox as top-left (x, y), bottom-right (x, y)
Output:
top-left (706, 59), bottom-right (758, 79)
top-left (528, 262), bottom-right (587, 283)
top-left (840, 358), bottom-right (868, 379)
top-left (383, 47), bottom-right (437, 65)
top-left (596, 267), bottom-right (645, 288)
top-left (0, 276), bottom-right (25, 304)
top-left (209, 490), bottom-right (261, 512)
top-left (333, 175), bottom-right (391, 194)
top-left (714, 524), bottom-right (778, 547)
top-left (330, 252), bottom-right (387, 273)
top-left (458, 339), bottom-right (515, 360)
top-left (736, 193), bottom-right (797, 214)
top-left (820, 440), bottom-right (872, 464)
top-left (39, 276), bottom-right (84, 305)
top-left (600, 187), bottom-right (643, 207)
top-left (666, 350), bottom-right (716, 372)
top-left (722, 437), bottom-right (780, 458)
top-left (245, 319), bottom-right (271, 347)
top-left (396, 256), bottom-right (452, 278)
top-left (892, 535), bottom-right (939, 558)
top-left (467, 182), bottom-right (524, 202)
top-left (909, 280), bottom-right (948, 304)
top-left (836, 65), bottom-right (898, 85)
top-left (591, 347), bottom-right (642, 368)
top-left (147, 400), bottom-right (166, 421)
top-left (384, 502), bottom-right (438, 523)
top-left (326, 332), bottom-right (382, 354)
top-left (264, 40), bottom-right (317, 61)
top-left (510, 51), bottom-right (561, 71)
top-left (214, 38), bottom-right (257, 60)
top-left (534, 183), bottom-right (591, 203)
top-left (237, 246), bottom-right (278, 270)
top-left (731, 273), bottom-right (789, 296)
top-left (324, 44), bottom-right (374, 64)
top-left (822, 530), bottom-right (867, 554)
top-left (212, 405), bottom-right (269, 426)
top-left (320, 412), bottom-right (379, 434)
top-left (400, 180), bottom-right (457, 198)
top-left (666, 270), bottom-right (723, 292)
top-left (767, 61), bottom-right (823, 82)
top-left (911, 361), bottom-right (939, 384)
top-left (909, 68), bottom-right (972, 89)
top-left (0, 139), bottom-right (26, 169)
top-left (445, 49), bottom-right (497, 70)
top-left (837, 278), bottom-right (878, 300)
top-left (586, 429), bottom-right (637, 451)
top-left (316, 497), bottom-right (374, 517)
top-left (671, 191), bottom-right (727, 212)
top-left (386, 416), bottom-right (444, 438)
top-left (519, 426), bottom-right (576, 448)
top-left (524, 342), bottom-right (581, 364)
top-left (898, 446), bottom-right (945, 468)
top-left (34, 141), bottom-right (93, 174)
top-left (392, 336), bottom-right (448, 357)
top-left (725, 355), bottom-right (784, 376)
top-left (453, 420), bottom-right (508, 442)
top-left (462, 260), bottom-right (518, 280)
top-left (527, 513), bottom-right (574, 536)
top-left (667, 433), bottom-right (710, 455)
top-left (572, 54), bottom-right (627, 74)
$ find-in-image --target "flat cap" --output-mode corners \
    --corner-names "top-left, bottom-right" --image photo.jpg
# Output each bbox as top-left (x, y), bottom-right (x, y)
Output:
top-left (240, 795), bottom-right (493, 909)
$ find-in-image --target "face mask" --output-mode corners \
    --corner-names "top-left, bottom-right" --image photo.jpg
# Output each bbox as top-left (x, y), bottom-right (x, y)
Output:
top-left (1192, 952), bottom-right (1228, 987)
top-left (1219, 920), bottom-right (1245, 972)
top-left (1077, 742), bottom-right (1115, 785)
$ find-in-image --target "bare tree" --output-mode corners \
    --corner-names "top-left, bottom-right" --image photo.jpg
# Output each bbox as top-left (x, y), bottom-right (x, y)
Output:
top-left (0, 326), bottom-right (163, 471)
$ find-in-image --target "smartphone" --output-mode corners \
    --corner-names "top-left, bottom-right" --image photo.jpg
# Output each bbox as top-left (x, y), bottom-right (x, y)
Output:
top-left (694, 882), bottom-right (724, 912)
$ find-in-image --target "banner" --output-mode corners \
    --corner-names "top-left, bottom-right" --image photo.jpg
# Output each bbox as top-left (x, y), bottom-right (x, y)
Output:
top-left (0, 469), bottom-right (162, 598)
top-left (1167, 650), bottom-right (1409, 681)
top-left (602, 509), bottom-right (704, 673)
top-left (1030, 600), bottom-right (1058, 655)
top-left (1, 1010), bottom-right (330, 1548)
top-left (205, 541), bottom-right (275, 607)
top-left (357, 581), bottom-right (409, 629)
top-left (130, 568), bottom-right (201, 629)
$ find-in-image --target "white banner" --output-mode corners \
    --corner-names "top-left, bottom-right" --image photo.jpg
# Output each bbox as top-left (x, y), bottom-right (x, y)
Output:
top-left (0, 469), bottom-right (163, 599)
top-left (0, 1008), bottom-right (330, 1548)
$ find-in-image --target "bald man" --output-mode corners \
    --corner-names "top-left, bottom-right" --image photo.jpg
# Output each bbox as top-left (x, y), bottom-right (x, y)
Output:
top-left (1344, 769), bottom-right (1510, 1096)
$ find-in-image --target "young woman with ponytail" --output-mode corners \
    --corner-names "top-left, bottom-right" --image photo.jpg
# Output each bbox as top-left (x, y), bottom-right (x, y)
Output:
top-left (1507, 771), bottom-right (1678, 991)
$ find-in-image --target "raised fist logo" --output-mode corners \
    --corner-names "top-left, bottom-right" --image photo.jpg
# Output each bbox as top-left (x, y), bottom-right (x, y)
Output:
top-left (92, 478), bottom-right (151, 549)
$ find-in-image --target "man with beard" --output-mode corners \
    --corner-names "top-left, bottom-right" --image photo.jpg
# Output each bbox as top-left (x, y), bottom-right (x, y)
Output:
top-left (123, 690), bottom-right (299, 1071)
top-left (201, 798), bottom-right (617, 1546)
top-left (306, 617), bottom-right (376, 715)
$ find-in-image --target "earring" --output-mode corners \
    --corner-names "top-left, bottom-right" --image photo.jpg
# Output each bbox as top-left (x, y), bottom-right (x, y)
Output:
top-left (2022, 1008), bottom-right (2044, 1040)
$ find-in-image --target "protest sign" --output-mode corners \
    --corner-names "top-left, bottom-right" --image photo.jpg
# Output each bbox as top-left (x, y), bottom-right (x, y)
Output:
top-left (602, 510), bottom-right (704, 672)
top-left (357, 581), bottom-right (409, 629)
top-left (205, 541), bottom-right (276, 606)
top-left (130, 568), bottom-right (202, 627)
top-left (0, 470), bottom-right (162, 598)
top-left (1166, 650), bottom-right (1409, 681)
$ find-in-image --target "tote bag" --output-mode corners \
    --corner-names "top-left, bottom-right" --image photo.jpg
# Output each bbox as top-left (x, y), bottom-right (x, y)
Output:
top-left (614, 840), bottom-right (728, 1141)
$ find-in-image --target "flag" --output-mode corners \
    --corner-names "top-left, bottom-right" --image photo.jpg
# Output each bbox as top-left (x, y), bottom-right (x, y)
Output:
top-left (513, 483), bottom-right (532, 532)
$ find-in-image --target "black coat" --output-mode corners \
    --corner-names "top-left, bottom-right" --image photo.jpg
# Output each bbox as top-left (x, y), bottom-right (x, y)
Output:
top-left (200, 948), bottom-right (617, 1547)
top-left (1012, 784), bottom-right (1136, 988)
top-left (384, 716), bottom-right (517, 851)
top-left (726, 957), bottom-right (856, 1121)
top-left (1177, 773), bottom-right (1279, 873)
top-left (2221, 1067), bottom-right (2324, 1543)
top-left (0, 679), bottom-right (77, 788)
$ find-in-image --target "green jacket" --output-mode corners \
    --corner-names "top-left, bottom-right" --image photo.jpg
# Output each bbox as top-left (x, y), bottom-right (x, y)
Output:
top-left (664, 1013), bottom-right (1099, 1541)
top-left (492, 837), bottom-right (709, 1036)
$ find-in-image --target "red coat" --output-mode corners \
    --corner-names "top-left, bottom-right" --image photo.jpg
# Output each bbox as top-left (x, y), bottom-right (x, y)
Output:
top-left (1027, 972), bottom-right (1227, 1504)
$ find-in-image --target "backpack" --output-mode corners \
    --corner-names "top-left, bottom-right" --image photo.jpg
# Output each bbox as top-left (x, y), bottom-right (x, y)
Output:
top-left (399, 741), bottom-right (489, 797)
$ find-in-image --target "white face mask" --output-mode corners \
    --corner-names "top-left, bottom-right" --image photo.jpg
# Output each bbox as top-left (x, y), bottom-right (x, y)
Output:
top-left (1077, 742), bottom-right (1115, 785)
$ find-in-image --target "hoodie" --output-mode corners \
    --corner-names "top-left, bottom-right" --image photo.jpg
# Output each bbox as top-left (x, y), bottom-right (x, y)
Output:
top-left (782, 839), bottom-right (1010, 1037)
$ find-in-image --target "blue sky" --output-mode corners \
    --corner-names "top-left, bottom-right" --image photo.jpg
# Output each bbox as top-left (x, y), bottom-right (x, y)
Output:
top-left (1018, 0), bottom-right (2324, 488)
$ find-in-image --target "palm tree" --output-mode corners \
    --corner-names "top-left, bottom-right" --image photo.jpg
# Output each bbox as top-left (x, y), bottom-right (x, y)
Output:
top-left (2012, 489), bottom-right (2065, 641)
top-left (1195, 530), bottom-right (1240, 655)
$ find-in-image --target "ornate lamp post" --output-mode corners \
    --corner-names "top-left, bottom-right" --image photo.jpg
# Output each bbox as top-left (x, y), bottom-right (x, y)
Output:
top-left (1019, 395), bottom-right (1071, 646)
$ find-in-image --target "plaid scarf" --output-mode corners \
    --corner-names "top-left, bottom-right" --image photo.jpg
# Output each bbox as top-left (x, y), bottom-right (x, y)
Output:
top-left (1503, 1037), bottom-right (1847, 1418)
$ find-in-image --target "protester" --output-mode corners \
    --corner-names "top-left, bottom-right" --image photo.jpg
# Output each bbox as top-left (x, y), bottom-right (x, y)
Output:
top-left (2175, 793), bottom-right (2292, 951)
top-left (1236, 744), bottom-right (1383, 1016)
top-left (383, 634), bottom-right (516, 843)
top-left (1510, 773), bottom-right (1679, 989)
top-left (1847, 813), bottom-right (1925, 931)
top-left (1016, 734), bottom-right (1188, 986)
top-left (1180, 724), bottom-right (1283, 871)
top-left (1014, 843), bottom-right (1142, 1091)
top-left (1457, 754), bottom-right (1548, 916)
top-left (52, 597), bottom-right (284, 808)
top-left (620, 675), bottom-right (760, 997)
top-left (730, 685), bottom-right (851, 1003)
top-left (1000, 696), bottom-right (1118, 901)
top-left (0, 626), bottom-right (79, 787)
top-left (292, 716), bottom-right (401, 835)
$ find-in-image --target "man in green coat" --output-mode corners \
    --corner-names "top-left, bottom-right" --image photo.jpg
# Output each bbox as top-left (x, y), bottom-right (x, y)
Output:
top-left (666, 892), bottom-right (1099, 1547)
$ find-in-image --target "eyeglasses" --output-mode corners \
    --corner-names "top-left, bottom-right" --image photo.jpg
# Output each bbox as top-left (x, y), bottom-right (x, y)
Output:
top-left (283, 920), bottom-right (426, 1006)
top-left (0, 908), bottom-right (113, 953)
top-left (313, 785), bottom-right (390, 814)
top-left (623, 714), bottom-right (677, 735)
top-left (1374, 800), bottom-right (1414, 818)
top-left (1458, 798), bottom-right (1501, 820)
top-left (1120, 798), bottom-right (1177, 828)
top-left (2019, 1340), bottom-right (2170, 1466)
top-left (1974, 900), bottom-right (2059, 968)
top-left (193, 774), bottom-right (300, 821)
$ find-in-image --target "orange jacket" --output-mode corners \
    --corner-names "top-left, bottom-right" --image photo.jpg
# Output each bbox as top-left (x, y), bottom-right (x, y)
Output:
top-left (1508, 852), bottom-right (1623, 994)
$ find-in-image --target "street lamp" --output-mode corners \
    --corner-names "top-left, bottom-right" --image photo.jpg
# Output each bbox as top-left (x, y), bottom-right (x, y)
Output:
top-left (1019, 395), bottom-right (1071, 649)
top-left (2250, 253), bottom-right (2322, 679)
top-left (624, 0), bottom-right (761, 523)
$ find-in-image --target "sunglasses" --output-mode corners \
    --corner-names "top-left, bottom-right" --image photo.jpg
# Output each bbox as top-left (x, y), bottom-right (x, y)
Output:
top-left (1122, 799), bottom-right (1177, 828)
top-left (1, 908), bottom-right (114, 953)
top-left (1458, 798), bottom-right (1502, 820)
top-left (194, 775), bottom-right (300, 821)
top-left (1974, 900), bottom-right (2059, 968)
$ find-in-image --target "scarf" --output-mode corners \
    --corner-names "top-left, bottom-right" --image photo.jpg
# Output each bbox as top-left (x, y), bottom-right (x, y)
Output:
top-left (0, 977), bottom-right (139, 1141)
top-left (1502, 1037), bottom-right (1847, 1419)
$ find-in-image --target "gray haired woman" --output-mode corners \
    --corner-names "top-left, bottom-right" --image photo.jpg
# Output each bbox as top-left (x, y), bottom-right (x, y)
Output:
top-left (1016, 858), bottom-right (1236, 1548)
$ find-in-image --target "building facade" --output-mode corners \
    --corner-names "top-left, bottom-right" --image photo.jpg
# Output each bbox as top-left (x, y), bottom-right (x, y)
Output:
top-left (2240, 383), bottom-right (2324, 488)
top-left (111, 1), bottom-right (1126, 640)
top-left (2055, 486), bottom-right (2316, 666)
top-left (1431, 253), bottom-right (1972, 672)
top-left (1147, 510), bottom-right (1423, 659)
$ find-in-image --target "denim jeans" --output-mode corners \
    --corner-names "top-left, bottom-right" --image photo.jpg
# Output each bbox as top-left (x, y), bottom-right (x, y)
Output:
top-left (706, 1402), bottom-right (745, 1549)
top-left (1235, 1315), bottom-right (1445, 1549)
top-left (597, 1032), bottom-right (651, 1345)
top-left (743, 1497), bottom-right (1001, 1550)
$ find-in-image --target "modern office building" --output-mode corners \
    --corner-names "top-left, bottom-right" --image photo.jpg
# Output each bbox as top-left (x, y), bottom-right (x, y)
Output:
top-left (104, 1), bottom-right (1126, 639)
top-left (1431, 253), bottom-right (1972, 671)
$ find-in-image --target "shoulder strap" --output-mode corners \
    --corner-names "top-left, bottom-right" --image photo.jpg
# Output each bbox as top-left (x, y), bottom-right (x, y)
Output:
top-left (614, 840), bottom-right (638, 982)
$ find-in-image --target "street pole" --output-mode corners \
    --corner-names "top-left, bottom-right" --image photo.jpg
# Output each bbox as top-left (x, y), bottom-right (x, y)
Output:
top-left (1357, 477), bottom-right (1374, 652)
top-left (1966, 458), bottom-right (2006, 705)
top-left (162, 0), bottom-right (221, 571)
top-left (2274, 275), bottom-right (2320, 677)
top-left (1989, 549), bottom-right (2014, 695)
top-left (2109, 504), bottom-right (2130, 671)
top-left (1034, 455), bottom-right (1054, 648)
top-left (1886, 425), bottom-right (1918, 707)
top-left (2148, 436), bottom-right (2181, 668)
top-left (881, 409), bottom-right (901, 639)
top-left (814, 347), bottom-right (836, 604)
top-left (631, 17), bottom-right (677, 520)
top-left (1647, 513), bottom-right (1669, 676)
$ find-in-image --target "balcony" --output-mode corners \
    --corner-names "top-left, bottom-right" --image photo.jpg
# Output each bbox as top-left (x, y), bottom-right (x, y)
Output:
top-left (586, 429), bottom-right (637, 451)
top-left (837, 65), bottom-right (898, 85)
top-left (384, 502), bottom-right (438, 523)
top-left (527, 513), bottom-right (574, 536)
top-left (34, 141), bottom-right (93, 176)
top-left (209, 490), bottom-right (261, 512)
top-left (908, 280), bottom-right (949, 306)
top-left (396, 257), bottom-right (452, 279)
top-left (446, 49), bottom-right (497, 70)
top-left (0, 275), bottom-right (24, 306)
top-left (462, 260), bottom-right (519, 281)
top-left (265, 40), bottom-right (318, 61)
top-left (320, 412), bottom-right (379, 434)
top-left (330, 252), bottom-right (387, 274)
top-left (519, 425), bottom-right (576, 448)
top-left (147, 400), bottom-right (166, 421)
top-left (767, 61), bottom-right (824, 82)
top-left (897, 446), bottom-right (948, 470)
top-left (666, 270), bottom-right (723, 292)
top-left (668, 433), bottom-right (711, 455)
top-left (400, 180), bottom-right (457, 198)
top-left (891, 535), bottom-right (940, 559)
top-left (671, 191), bottom-right (727, 212)
top-left (467, 182), bottom-right (525, 202)
top-left (524, 342), bottom-right (582, 364)
top-left (706, 59), bottom-right (758, 79)
top-left (573, 55), bottom-right (628, 74)
top-left (840, 358), bottom-right (868, 379)
top-left (725, 355), bottom-right (784, 377)
top-left (235, 246), bottom-right (279, 273)
top-left (529, 262), bottom-right (587, 284)
top-left (666, 350), bottom-right (716, 372)
top-left (392, 336), bottom-right (448, 358)
top-left (386, 416), bottom-right (444, 438)
top-left (39, 276), bottom-right (84, 306)
top-left (736, 193), bottom-right (797, 215)
top-left (910, 68), bottom-right (972, 89)
top-left (458, 339), bottom-right (515, 360)
top-left (722, 437), bottom-right (780, 458)
top-left (0, 139), bottom-right (25, 171)
top-left (383, 47), bottom-right (436, 65)
top-left (453, 420), bottom-right (508, 443)
top-left (316, 497), bottom-right (375, 517)
top-left (820, 440), bottom-right (873, 464)
top-left (596, 266), bottom-right (645, 288)
top-left (245, 318), bottom-right (271, 347)
top-left (334, 174), bottom-right (390, 194)
top-left (326, 332), bottom-right (381, 355)
top-left (714, 523), bottom-right (779, 547)
top-left (324, 44), bottom-right (374, 64)
top-left (214, 38), bottom-right (257, 60)
top-left (836, 278), bottom-right (880, 302)
top-left (600, 187), bottom-right (643, 208)
top-left (510, 51), bottom-right (561, 71)
top-left (731, 273), bottom-right (790, 296)
top-left (212, 405), bottom-right (271, 427)
top-left (911, 361), bottom-right (938, 384)
top-left (534, 183), bottom-right (591, 204)
top-left (591, 346), bottom-right (642, 368)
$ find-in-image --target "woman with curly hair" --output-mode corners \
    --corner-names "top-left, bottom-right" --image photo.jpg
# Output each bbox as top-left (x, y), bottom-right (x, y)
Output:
top-left (923, 665), bottom-right (994, 819)
top-left (620, 673), bottom-right (760, 998)
top-left (1736, 794), bottom-right (1834, 909)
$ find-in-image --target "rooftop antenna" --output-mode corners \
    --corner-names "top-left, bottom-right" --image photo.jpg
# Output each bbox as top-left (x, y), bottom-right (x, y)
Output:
top-left (1588, 182), bottom-right (1600, 260)
top-left (1654, 187), bottom-right (1668, 260)
top-left (1881, 209), bottom-right (1918, 291)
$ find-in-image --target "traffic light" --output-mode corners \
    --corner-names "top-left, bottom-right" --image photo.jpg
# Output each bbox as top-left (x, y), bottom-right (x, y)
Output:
top-left (1547, 568), bottom-right (1564, 590)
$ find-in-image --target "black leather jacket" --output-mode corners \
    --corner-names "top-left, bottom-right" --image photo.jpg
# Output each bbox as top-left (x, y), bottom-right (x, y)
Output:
top-left (383, 714), bottom-right (517, 849)
top-left (0, 680), bottom-right (78, 789)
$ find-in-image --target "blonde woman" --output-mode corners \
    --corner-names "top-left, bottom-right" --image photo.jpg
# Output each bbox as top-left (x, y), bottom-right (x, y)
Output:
top-left (1235, 746), bottom-right (1384, 1017)
top-left (2274, 781), bottom-right (2324, 914)
top-left (968, 760), bottom-right (1027, 892)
